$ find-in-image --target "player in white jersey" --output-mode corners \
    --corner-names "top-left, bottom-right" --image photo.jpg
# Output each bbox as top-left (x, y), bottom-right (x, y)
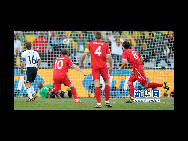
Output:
top-left (21, 41), bottom-right (41, 101)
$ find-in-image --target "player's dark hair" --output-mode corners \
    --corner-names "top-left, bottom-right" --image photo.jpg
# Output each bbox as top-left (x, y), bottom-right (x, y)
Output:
top-left (122, 41), bottom-right (131, 49)
top-left (61, 49), bottom-right (69, 55)
top-left (25, 41), bottom-right (32, 50)
top-left (95, 32), bottom-right (102, 40)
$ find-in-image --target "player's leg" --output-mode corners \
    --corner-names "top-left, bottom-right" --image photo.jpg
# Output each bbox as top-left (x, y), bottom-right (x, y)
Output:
top-left (52, 82), bottom-right (61, 95)
top-left (25, 82), bottom-right (34, 100)
top-left (104, 79), bottom-right (110, 102)
top-left (135, 66), bottom-right (169, 90)
top-left (59, 91), bottom-right (72, 98)
top-left (24, 68), bottom-right (34, 101)
top-left (52, 75), bottom-right (62, 96)
top-left (128, 72), bottom-right (137, 98)
top-left (100, 66), bottom-right (112, 107)
top-left (126, 81), bottom-right (136, 103)
top-left (144, 82), bottom-right (169, 90)
top-left (135, 66), bottom-right (169, 91)
top-left (128, 81), bottom-right (135, 98)
top-left (51, 88), bottom-right (61, 95)
top-left (94, 79), bottom-right (101, 107)
top-left (68, 83), bottom-right (81, 103)
top-left (104, 79), bottom-right (112, 107)
top-left (30, 67), bottom-right (37, 99)
top-left (62, 74), bottom-right (80, 103)
top-left (143, 82), bottom-right (169, 90)
top-left (144, 83), bottom-right (162, 89)
top-left (126, 72), bottom-right (137, 103)
top-left (58, 88), bottom-right (72, 98)
top-left (92, 68), bottom-right (101, 108)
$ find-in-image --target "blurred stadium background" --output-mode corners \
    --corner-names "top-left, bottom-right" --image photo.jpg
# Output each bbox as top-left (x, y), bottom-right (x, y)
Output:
top-left (14, 31), bottom-right (174, 98)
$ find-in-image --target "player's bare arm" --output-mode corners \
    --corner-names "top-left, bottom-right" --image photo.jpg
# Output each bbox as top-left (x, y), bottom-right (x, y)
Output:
top-left (140, 56), bottom-right (144, 64)
top-left (72, 64), bottom-right (87, 76)
top-left (81, 51), bottom-right (88, 69)
top-left (37, 59), bottom-right (41, 71)
top-left (118, 60), bottom-right (127, 71)
top-left (107, 54), bottom-right (113, 75)
top-left (21, 61), bottom-right (25, 73)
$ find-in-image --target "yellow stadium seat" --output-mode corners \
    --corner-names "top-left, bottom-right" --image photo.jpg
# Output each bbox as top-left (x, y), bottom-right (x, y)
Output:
top-left (161, 31), bottom-right (168, 34)
top-left (66, 31), bottom-right (72, 37)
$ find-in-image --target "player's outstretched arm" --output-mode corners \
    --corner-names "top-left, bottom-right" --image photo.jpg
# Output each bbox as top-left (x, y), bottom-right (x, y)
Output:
top-left (140, 56), bottom-right (144, 64)
top-left (118, 60), bottom-right (127, 71)
top-left (81, 51), bottom-right (88, 69)
top-left (37, 59), bottom-right (41, 71)
top-left (107, 54), bottom-right (113, 75)
top-left (21, 61), bottom-right (26, 73)
top-left (72, 64), bottom-right (87, 76)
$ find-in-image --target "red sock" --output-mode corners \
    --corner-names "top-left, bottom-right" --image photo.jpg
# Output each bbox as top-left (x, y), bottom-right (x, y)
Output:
top-left (95, 87), bottom-right (101, 103)
top-left (148, 83), bottom-right (163, 88)
top-left (105, 85), bottom-right (110, 101)
top-left (70, 86), bottom-right (77, 99)
top-left (128, 84), bottom-right (135, 98)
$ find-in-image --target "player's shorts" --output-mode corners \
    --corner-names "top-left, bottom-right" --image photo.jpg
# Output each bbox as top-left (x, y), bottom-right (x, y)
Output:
top-left (128, 65), bottom-right (147, 86)
top-left (24, 67), bottom-right (37, 83)
top-left (91, 66), bottom-right (110, 81)
top-left (53, 74), bottom-right (72, 91)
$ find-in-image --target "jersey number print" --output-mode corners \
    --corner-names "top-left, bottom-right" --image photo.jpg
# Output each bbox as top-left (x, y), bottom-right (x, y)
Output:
top-left (132, 51), bottom-right (138, 59)
top-left (55, 60), bottom-right (64, 69)
top-left (28, 55), bottom-right (37, 64)
top-left (94, 46), bottom-right (102, 56)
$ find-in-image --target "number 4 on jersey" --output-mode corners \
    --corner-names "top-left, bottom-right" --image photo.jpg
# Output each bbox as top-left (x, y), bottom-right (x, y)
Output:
top-left (94, 46), bottom-right (102, 56)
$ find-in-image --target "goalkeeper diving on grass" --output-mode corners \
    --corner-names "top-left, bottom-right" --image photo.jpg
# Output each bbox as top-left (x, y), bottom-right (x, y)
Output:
top-left (37, 82), bottom-right (72, 99)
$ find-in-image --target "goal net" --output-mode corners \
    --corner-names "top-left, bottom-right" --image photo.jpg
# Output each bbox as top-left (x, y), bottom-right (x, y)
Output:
top-left (14, 31), bottom-right (174, 98)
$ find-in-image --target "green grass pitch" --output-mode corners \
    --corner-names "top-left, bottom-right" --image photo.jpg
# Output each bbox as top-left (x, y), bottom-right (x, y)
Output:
top-left (14, 98), bottom-right (174, 110)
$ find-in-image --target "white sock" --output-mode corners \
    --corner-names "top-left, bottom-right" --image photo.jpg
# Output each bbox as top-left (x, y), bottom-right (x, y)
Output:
top-left (27, 87), bottom-right (33, 99)
top-left (30, 86), bottom-right (35, 94)
top-left (97, 103), bottom-right (101, 106)
top-left (105, 101), bottom-right (109, 104)
top-left (163, 84), bottom-right (165, 88)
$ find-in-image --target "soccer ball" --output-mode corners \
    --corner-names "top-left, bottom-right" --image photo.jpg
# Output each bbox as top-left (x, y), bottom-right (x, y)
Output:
top-left (63, 38), bottom-right (69, 45)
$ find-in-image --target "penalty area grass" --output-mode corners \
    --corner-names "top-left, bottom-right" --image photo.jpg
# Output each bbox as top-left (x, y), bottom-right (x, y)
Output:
top-left (14, 97), bottom-right (174, 110)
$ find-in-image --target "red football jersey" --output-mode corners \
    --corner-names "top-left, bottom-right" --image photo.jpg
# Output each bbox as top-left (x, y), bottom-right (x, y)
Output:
top-left (122, 49), bottom-right (142, 69)
top-left (86, 40), bottom-right (111, 68)
top-left (53, 55), bottom-right (74, 75)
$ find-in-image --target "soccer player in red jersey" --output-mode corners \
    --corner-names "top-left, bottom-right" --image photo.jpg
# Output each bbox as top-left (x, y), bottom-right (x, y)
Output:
top-left (81, 32), bottom-right (113, 108)
top-left (118, 41), bottom-right (169, 103)
top-left (52, 49), bottom-right (87, 103)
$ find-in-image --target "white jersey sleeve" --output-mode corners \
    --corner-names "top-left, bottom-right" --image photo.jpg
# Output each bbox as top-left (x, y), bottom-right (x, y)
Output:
top-left (21, 51), bottom-right (27, 61)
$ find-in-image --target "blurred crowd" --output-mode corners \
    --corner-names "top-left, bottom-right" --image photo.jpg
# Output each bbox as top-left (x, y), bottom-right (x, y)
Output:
top-left (14, 31), bottom-right (174, 69)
